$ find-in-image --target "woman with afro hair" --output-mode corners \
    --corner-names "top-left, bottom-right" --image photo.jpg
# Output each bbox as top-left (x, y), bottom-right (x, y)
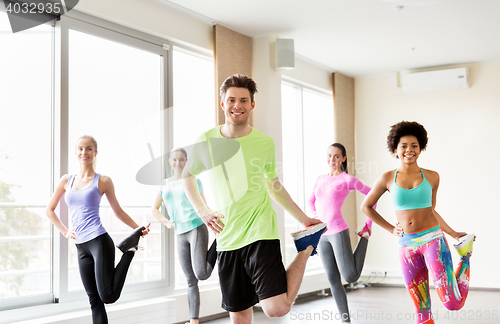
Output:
top-left (361, 121), bottom-right (475, 324)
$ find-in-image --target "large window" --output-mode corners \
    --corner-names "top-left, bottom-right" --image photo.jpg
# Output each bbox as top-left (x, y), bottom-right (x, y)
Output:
top-left (0, 9), bottom-right (217, 317)
top-left (67, 28), bottom-right (163, 290)
top-left (0, 13), bottom-right (53, 302)
top-left (172, 48), bottom-right (216, 289)
top-left (281, 81), bottom-right (334, 270)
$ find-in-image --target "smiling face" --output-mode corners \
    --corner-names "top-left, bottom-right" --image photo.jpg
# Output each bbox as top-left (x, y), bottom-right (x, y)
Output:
top-left (75, 137), bottom-right (97, 165)
top-left (395, 135), bottom-right (421, 164)
top-left (169, 150), bottom-right (187, 173)
top-left (221, 87), bottom-right (255, 126)
top-left (327, 146), bottom-right (346, 174)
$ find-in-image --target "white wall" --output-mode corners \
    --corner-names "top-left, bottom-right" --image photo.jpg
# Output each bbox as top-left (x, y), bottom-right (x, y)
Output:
top-left (355, 62), bottom-right (500, 288)
top-left (282, 56), bottom-right (333, 92)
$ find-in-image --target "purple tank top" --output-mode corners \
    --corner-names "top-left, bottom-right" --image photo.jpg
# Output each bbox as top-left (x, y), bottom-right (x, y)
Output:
top-left (65, 173), bottom-right (107, 244)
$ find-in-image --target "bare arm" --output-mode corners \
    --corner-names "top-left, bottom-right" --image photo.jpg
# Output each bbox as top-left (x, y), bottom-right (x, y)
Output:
top-left (46, 175), bottom-right (76, 239)
top-left (182, 172), bottom-right (224, 233)
top-left (361, 171), bottom-right (403, 236)
top-left (433, 210), bottom-right (465, 240)
top-left (266, 177), bottom-right (322, 227)
top-left (200, 192), bottom-right (208, 207)
top-left (100, 176), bottom-right (150, 235)
top-left (151, 194), bottom-right (174, 229)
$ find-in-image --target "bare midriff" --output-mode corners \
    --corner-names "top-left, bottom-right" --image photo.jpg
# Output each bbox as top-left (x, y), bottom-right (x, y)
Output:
top-left (395, 207), bottom-right (438, 234)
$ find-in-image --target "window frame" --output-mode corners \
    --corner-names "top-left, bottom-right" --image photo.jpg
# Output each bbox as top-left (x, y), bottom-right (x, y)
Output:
top-left (0, 9), bottom-right (218, 315)
top-left (281, 77), bottom-right (334, 272)
top-left (0, 11), bottom-right (56, 311)
top-left (53, 11), bottom-right (173, 305)
top-left (281, 78), bottom-right (334, 216)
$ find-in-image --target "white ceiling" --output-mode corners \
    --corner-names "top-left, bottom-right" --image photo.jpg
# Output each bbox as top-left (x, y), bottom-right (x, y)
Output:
top-left (164, 0), bottom-right (500, 78)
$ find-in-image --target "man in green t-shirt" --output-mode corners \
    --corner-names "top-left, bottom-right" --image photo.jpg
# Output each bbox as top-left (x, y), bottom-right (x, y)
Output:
top-left (182, 74), bottom-right (326, 323)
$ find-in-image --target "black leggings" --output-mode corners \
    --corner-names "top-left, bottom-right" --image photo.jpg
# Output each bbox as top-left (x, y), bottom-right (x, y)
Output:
top-left (76, 233), bottom-right (134, 324)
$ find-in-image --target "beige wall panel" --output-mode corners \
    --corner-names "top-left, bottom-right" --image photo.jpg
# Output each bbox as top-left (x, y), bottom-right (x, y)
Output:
top-left (333, 72), bottom-right (357, 249)
top-left (214, 24), bottom-right (253, 126)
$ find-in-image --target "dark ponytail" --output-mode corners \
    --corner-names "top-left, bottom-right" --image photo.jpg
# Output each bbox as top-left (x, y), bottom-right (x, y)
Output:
top-left (330, 143), bottom-right (348, 174)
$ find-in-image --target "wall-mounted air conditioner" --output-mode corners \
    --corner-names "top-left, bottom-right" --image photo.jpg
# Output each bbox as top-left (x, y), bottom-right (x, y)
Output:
top-left (396, 67), bottom-right (469, 94)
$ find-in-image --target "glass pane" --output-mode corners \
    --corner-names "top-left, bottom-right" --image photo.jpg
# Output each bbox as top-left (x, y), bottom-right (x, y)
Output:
top-left (0, 208), bottom-right (51, 299)
top-left (0, 16), bottom-right (52, 205)
top-left (0, 12), bottom-right (52, 299)
top-left (302, 89), bottom-right (334, 271)
top-left (281, 83), bottom-right (302, 266)
top-left (303, 89), bottom-right (334, 199)
top-left (172, 49), bottom-right (217, 289)
top-left (67, 29), bottom-right (162, 290)
top-left (281, 83), bottom-right (334, 270)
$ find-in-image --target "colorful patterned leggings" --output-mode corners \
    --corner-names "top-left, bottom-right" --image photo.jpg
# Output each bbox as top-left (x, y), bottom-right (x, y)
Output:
top-left (399, 224), bottom-right (470, 324)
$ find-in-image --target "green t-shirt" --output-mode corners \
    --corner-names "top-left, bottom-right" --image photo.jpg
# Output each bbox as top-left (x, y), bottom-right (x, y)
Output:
top-left (187, 126), bottom-right (279, 251)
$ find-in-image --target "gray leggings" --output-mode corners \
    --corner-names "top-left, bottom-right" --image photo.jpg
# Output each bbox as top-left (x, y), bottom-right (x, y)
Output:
top-left (177, 224), bottom-right (215, 319)
top-left (318, 229), bottom-right (368, 323)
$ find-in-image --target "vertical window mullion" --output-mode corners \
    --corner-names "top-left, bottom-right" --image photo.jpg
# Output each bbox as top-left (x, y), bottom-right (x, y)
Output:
top-left (52, 15), bottom-right (70, 303)
top-left (296, 86), bottom-right (306, 211)
top-left (163, 47), bottom-right (175, 291)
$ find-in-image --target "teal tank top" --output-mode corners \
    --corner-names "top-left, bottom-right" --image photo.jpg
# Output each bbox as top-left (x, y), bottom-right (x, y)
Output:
top-left (391, 168), bottom-right (432, 211)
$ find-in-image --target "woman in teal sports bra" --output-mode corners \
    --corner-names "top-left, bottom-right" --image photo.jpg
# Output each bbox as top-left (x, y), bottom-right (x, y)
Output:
top-left (361, 121), bottom-right (475, 324)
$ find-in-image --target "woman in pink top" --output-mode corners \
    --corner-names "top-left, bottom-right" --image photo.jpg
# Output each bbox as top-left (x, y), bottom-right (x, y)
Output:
top-left (308, 143), bottom-right (373, 324)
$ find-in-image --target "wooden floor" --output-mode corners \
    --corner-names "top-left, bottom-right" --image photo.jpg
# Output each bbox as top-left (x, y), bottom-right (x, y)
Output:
top-left (201, 285), bottom-right (500, 323)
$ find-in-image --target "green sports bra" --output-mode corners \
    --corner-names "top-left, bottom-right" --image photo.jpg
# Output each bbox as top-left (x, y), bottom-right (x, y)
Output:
top-left (391, 168), bottom-right (432, 211)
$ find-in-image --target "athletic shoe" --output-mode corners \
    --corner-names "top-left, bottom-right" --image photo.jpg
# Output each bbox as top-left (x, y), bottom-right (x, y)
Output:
top-left (116, 226), bottom-right (146, 253)
top-left (291, 222), bottom-right (327, 256)
top-left (453, 233), bottom-right (475, 257)
top-left (355, 222), bottom-right (372, 238)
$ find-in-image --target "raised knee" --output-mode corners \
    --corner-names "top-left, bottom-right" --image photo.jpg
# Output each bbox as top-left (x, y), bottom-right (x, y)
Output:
top-left (195, 272), bottom-right (210, 281)
top-left (99, 293), bottom-right (119, 304)
top-left (101, 297), bottom-right (117, 304)
top-left (444, 304), bottom-right (462, 311)
top-left (344, 274), bottom-right (359, 283)
top-left (263, 304), bottom-right (291, 318)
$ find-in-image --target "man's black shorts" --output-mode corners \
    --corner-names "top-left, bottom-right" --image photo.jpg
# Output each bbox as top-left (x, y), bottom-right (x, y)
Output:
top-left (217, 239), bottom-right (288, 312)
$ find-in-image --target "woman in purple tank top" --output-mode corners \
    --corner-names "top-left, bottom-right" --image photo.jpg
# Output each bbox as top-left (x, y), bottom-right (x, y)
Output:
top-left (46, 135), bottom-right (150, 324)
